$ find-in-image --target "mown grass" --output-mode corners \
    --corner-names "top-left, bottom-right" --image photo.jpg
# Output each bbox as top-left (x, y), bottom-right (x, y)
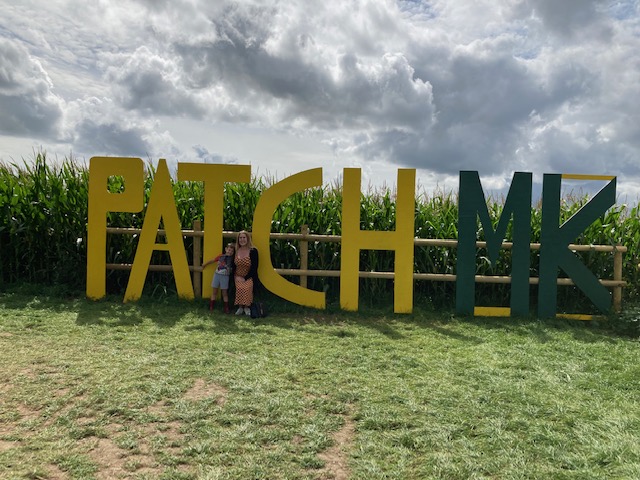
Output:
top-left (1, 292), bottom-right (639, 479)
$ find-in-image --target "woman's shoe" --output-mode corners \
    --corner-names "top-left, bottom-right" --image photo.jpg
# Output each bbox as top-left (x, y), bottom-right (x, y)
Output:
top-left (235, 307), bottom-right (244, 315)
top-left (244, 307), bottom-right (251, 316)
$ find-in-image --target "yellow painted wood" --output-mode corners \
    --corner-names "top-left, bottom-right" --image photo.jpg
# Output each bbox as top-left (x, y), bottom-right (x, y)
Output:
top-left (561, 174), bottom-right (615, 181)
top-left (474, 306), bottom-right (511, 317)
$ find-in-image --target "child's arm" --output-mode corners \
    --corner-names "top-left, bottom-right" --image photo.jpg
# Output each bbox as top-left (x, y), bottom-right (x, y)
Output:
top-left (203, 253), bottom-right (222, 268)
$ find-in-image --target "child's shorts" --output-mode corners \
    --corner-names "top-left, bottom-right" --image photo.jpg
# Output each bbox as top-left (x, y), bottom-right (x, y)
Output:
top-left (212, 273), bottom-right (230, 289)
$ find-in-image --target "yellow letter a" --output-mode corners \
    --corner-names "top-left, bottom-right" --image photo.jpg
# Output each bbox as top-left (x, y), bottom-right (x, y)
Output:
top-left (124, 159), bottom-right (194, 301)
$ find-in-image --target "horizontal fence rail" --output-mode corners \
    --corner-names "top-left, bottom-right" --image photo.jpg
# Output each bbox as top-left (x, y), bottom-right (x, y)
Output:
top-left (105, 222), bottom-right (628, 311)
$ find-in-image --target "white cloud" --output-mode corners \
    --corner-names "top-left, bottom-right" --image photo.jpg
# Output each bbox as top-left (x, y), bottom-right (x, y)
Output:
top-left (0, 38), bottom-right (64, 137)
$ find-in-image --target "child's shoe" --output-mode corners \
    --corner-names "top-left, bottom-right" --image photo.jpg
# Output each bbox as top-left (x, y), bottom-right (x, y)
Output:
top-left (223, 302), bottom-right (230, 314)
top-left (209, 300), bottom-right (215, 311)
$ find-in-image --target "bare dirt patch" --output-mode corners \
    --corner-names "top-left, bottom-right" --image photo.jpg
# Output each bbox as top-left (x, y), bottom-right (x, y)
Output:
top-left (83, 436), bottom-right (161, 480)
top-left (183, 378), bottom-right (228, 405)
top-left (146, 400), bottom-right (169, 417)
top-left (0, 418), bottom-right (17, 438)
top-left (44, 463), bottom-right (69, 480)
top-left (141, 418), bottom-right (183, 457)
top-left (317, 416), bottom-right (356, 480)
top-left (54, 387), bottom-right (70, 397)
top-left (0, 439), bottom-right (19, 453)
top-left (17, 367), bottom-right (38, 380)
top-left (81, 395), bottom-right (195, 478)
top-left (15, 401), bottom-right (40, 421)
top-left (1, 375), bottom-right (210, 478)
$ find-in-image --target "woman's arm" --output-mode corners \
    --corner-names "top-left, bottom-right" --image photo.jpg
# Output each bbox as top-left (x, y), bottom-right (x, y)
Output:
top-left (244, 248), bottom-right (259, 281)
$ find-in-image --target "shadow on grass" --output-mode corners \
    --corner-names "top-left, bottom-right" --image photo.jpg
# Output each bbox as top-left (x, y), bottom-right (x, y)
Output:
top-left (0, 285), bottom-right (636, 342)
top-left (424, 324), bottom-right (485, 344)
top-left (74, 297), bottom-right (190, 328)
top-left (457, 314), bottom-right (625, 344)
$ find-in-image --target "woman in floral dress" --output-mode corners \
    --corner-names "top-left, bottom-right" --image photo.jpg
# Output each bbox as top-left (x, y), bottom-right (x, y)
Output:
top-left (234, 230), bottom-right (259, 315)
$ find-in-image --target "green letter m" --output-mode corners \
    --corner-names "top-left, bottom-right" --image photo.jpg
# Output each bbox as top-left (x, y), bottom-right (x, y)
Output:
top-left (456, 171), bottom-right (532, 316)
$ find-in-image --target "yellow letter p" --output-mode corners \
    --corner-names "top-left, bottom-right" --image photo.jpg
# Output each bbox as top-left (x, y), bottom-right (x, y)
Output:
top-left (86, 157), bottom-right (144, 300)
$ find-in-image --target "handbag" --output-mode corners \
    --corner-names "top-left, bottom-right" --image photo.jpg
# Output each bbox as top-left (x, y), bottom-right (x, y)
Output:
top-left (250, 302), bottom-right (267, 319)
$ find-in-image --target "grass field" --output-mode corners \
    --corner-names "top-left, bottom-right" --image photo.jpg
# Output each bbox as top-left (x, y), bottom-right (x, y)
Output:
top-left (1, 292), bottom-right (639, 480)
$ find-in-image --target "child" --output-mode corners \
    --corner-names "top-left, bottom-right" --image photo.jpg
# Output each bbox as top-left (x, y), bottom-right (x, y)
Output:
top-left (203, 242), bottom-right (235, 313)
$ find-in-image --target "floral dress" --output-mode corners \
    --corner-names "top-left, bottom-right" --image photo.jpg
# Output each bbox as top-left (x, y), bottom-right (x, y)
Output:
top-left (234, 255), bottom-right (254, 306)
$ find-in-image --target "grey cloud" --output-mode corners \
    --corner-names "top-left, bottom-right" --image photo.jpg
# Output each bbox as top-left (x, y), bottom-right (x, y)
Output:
top-left (193, 144), bottom-right (238, 164)
top-left (396, 29), bottom-right (631, 177)
top-left (167, 1), bottom-right (620, 179)
top-left (0, 38), bottom-right (63, 137)
top-left (515, 0), bottom-right (611, 39)
top-left (353, 121), bottom-right (523, 177)
top-left (132, 0), bottom-right (174, 10)
top-left (173, 3), bottom-right (273, 90)
top-left (172, 4), bottom-right (435, 132)
top-left (436, 55), bottom-right (547, 127)
top-left (74, 120), bottom-right (150, 157)
top-left (538, 125), bottom-right (640, 177)
top-left (106, 47), bottom-right (206, 118)
top-left (174, 10), bottom-right (314, 100)
top-left (370, 51), bottom-right (548, 175)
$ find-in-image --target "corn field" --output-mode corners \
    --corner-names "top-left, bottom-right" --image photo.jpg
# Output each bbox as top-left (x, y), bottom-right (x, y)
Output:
top-left (1, 153), bottom-right (639, 311)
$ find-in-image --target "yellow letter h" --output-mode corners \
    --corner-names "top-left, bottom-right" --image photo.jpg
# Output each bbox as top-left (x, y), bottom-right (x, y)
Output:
top-left (340, 168), bottom-right (416, 313)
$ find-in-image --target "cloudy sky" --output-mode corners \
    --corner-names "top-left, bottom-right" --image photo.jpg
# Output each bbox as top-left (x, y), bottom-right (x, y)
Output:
top-left (1, 0), bottom-right (639, 201)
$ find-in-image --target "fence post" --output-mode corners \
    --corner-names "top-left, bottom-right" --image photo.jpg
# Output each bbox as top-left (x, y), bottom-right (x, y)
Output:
top-left (613, 244), bottom-right (623, 312)
top-left (193, 220), bottom-right (202, 299)
top-left (300, 225), bottom-right (309, 288)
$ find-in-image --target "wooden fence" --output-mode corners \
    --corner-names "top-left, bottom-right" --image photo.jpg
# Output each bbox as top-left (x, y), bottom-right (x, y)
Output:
top-left (106, 221), bottom-right (628, 311)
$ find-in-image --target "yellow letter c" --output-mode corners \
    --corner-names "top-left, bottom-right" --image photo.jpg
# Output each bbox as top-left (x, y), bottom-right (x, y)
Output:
top-left (251, 168), bottom-right (325, 309)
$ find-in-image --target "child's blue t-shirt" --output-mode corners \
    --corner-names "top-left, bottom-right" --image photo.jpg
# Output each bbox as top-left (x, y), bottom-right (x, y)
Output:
top-left (216, 254), bottom-right (233, 276)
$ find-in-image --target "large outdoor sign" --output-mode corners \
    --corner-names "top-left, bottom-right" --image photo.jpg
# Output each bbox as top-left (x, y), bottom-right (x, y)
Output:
top-left (86, 157), bottom-right (616, 318)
